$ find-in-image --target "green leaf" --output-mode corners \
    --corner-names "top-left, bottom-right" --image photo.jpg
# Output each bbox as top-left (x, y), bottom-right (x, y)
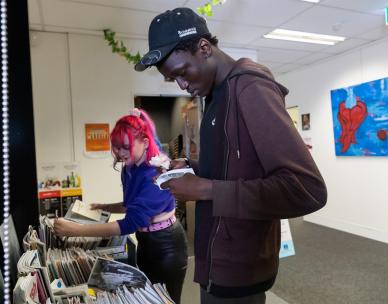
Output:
top-left (205, 3), bottom-right (212, 10)
top-left (197, 7), bottom-right (205, 15)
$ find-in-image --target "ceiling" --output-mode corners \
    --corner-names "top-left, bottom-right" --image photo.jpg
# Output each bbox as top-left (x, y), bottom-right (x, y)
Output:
top-left (28, 0), bottom-right (388, 75)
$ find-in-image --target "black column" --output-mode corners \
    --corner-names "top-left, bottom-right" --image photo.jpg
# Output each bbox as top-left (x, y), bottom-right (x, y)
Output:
top-left (7, 0), bottom-right (39, 248)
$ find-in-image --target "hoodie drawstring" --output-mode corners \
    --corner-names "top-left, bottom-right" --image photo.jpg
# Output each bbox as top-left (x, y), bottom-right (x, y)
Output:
top-left (234, 75), bottom-right (242, 160)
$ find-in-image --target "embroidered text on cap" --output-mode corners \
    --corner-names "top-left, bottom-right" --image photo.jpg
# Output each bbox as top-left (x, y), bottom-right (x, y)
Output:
top-left (178, 27), bottom-right (197, 38)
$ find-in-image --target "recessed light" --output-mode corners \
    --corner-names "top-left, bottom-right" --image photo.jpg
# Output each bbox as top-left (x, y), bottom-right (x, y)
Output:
top-left (264, 29), bottom-right (346, 45)
top-left (301, 0), bottom-right (320, 3)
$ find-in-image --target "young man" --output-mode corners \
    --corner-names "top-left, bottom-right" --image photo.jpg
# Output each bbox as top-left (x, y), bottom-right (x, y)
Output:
top-left (135, 7), bottom-right (327, 304)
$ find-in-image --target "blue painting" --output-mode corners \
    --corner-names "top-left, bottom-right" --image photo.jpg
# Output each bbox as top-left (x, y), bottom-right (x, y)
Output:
top-left (331, 77), bottom-right (388, 156)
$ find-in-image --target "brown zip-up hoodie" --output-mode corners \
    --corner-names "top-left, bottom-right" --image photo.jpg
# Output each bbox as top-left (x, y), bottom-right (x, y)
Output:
top-left (193, 58), bottom-right (327, 290)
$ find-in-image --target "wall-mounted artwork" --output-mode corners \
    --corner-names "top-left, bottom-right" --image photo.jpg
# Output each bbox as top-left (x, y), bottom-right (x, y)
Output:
top-left (331, 77), bottom-right (388, 156)
top-left (301, 113), bottom-right (310, 130)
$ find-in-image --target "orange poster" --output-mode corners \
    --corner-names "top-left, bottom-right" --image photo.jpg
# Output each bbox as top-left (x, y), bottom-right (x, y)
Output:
top-left (85, 123), bottom-right (110, 152)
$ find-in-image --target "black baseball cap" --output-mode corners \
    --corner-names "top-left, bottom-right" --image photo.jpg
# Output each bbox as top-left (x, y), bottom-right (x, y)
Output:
top-left (135, 7), bottom-right (210, 72)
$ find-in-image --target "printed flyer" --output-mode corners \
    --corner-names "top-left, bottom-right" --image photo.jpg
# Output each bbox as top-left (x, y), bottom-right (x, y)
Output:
top-left (279, 219), bottom-right (296, 258)
top-left (84, 123), bottom-right (111, 158)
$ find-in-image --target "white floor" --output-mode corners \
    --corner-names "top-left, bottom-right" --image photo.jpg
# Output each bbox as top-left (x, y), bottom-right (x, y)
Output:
top-left (181, 257), bottom-right (288, 304)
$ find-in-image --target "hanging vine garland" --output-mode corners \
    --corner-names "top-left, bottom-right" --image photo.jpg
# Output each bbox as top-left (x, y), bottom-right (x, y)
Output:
top-left (103, 29), bottom-right (142, 64)
top-left (103, 1), bottom-right (226, 65)
top-left (197, 0), bottom-right (226, 17)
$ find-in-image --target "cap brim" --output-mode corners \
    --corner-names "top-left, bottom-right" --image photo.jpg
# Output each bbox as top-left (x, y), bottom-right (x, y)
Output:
top-left (134, 42), bottom-right (178, 72)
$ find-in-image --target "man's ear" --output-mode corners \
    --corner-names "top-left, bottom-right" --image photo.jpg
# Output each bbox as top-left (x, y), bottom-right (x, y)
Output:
top-left (198, 38), bottom-right (212, 58)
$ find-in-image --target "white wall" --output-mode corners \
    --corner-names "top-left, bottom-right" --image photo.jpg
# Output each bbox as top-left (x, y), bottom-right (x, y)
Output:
top-left (170, 97), bottom-right (188, 140)
top-left (31, 32), bottom-right (74, 163)
top-left (278, 37), bottom-right (388, 244)
top-left (31, 31), bottom-right (186, 204)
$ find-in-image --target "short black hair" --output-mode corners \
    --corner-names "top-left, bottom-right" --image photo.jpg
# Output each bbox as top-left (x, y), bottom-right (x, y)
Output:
top-left (175, 33), bottom-right (218, 54)
top-left (156, 33), bottom-right (218, 68)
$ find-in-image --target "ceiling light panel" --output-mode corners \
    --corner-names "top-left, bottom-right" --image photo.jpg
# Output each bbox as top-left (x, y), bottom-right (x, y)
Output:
top-left (264, 29), bottom-right (346, 45)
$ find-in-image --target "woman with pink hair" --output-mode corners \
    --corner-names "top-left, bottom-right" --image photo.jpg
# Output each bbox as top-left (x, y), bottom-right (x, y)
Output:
top-left (54, 108), bottom-right (188, 303)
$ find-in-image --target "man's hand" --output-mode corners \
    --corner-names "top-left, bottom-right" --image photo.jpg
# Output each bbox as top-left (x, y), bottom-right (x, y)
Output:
top-left (161, 173), bottom-right (212, 202)
top-left (53, 218), bottom-right (81, 237)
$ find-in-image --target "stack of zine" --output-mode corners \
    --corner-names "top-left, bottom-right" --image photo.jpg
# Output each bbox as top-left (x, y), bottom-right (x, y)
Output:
top-left (14, 249), bottom-right (55, 303)
top-left (37, 215), bottom-right (128, 260)
top-left (14, 222), bottom-right (174, 303)
top-left (89, 257), bottom-right (175, 304)
top-left (22, 225), bottom-right (47, 262)
top-left (46, 248), bottom-right (105, 287)
top-left (52, 284), bottom-right (92, 304)
top-left (14, 248), bottom-right (102, 303)
top-left (38, 215), bottom-right (103, 250)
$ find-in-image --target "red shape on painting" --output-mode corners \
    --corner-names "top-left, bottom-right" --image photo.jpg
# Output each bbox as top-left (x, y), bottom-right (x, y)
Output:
top-left (337, 97), bottom-right (368, 153)
top-left (377, 129), bottom-right (387, 141)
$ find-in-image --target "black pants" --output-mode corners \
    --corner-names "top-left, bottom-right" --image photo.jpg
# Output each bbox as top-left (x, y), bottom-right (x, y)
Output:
top-left (136, 220), bottom-right (188, 304)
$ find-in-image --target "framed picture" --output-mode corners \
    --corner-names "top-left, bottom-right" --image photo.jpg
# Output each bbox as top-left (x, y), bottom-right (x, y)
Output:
top-left (301, 113), bottom-right (310, 131)
top-left (331, 77), bottom-right (388, 156)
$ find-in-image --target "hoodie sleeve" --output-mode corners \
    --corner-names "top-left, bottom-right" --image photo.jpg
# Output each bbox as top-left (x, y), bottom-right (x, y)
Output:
top-left (212, 77), bottom-right (327, 220)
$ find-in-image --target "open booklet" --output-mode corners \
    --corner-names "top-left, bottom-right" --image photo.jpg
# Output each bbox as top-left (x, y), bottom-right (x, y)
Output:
top-left (154, 168), bottom-right (195, 190)
top-left (64, 199), bottom-right (111, 224)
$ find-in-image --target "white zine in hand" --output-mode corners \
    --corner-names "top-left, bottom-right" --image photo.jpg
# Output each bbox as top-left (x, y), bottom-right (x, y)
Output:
top-left (71, 199), bottom-right (102, 221)
top-left (155, 168), bottom-right (195, 189)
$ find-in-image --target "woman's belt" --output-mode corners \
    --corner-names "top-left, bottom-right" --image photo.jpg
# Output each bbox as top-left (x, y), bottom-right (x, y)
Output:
top-left (138, 215), bottom-right (176, 232)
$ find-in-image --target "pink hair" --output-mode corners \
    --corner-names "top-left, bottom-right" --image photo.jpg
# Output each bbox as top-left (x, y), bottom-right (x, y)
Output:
top-left (110, 109), bottom-right (160, 165)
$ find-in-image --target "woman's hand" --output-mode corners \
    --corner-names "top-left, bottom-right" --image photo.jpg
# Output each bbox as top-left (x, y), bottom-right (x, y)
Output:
top-left (90, 203), bottom-right (125, 213)
top-left (90, 203), bottom-right (106, 211)
top-left (53, 218), bottom-right (82, 237)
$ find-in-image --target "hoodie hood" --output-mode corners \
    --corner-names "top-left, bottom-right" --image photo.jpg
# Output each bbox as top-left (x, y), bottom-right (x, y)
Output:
top-left (227, 58), bottom-right (289, 99)
top-left (222, 58), bottom-right (289, 161)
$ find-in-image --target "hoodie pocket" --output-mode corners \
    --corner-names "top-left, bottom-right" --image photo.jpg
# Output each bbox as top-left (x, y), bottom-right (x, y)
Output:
top-left (212, 218), bottom-right (279, 265)
top-left (219, 217), bottom-right (231, 240)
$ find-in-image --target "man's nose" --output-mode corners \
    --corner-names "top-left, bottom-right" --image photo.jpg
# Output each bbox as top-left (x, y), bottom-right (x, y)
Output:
top-left (176, 77), bottom-right (188, 90)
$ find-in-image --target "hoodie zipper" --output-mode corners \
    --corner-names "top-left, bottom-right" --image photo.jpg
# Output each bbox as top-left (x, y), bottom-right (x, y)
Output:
top-left (207, 79), bottom-right (232, 293)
